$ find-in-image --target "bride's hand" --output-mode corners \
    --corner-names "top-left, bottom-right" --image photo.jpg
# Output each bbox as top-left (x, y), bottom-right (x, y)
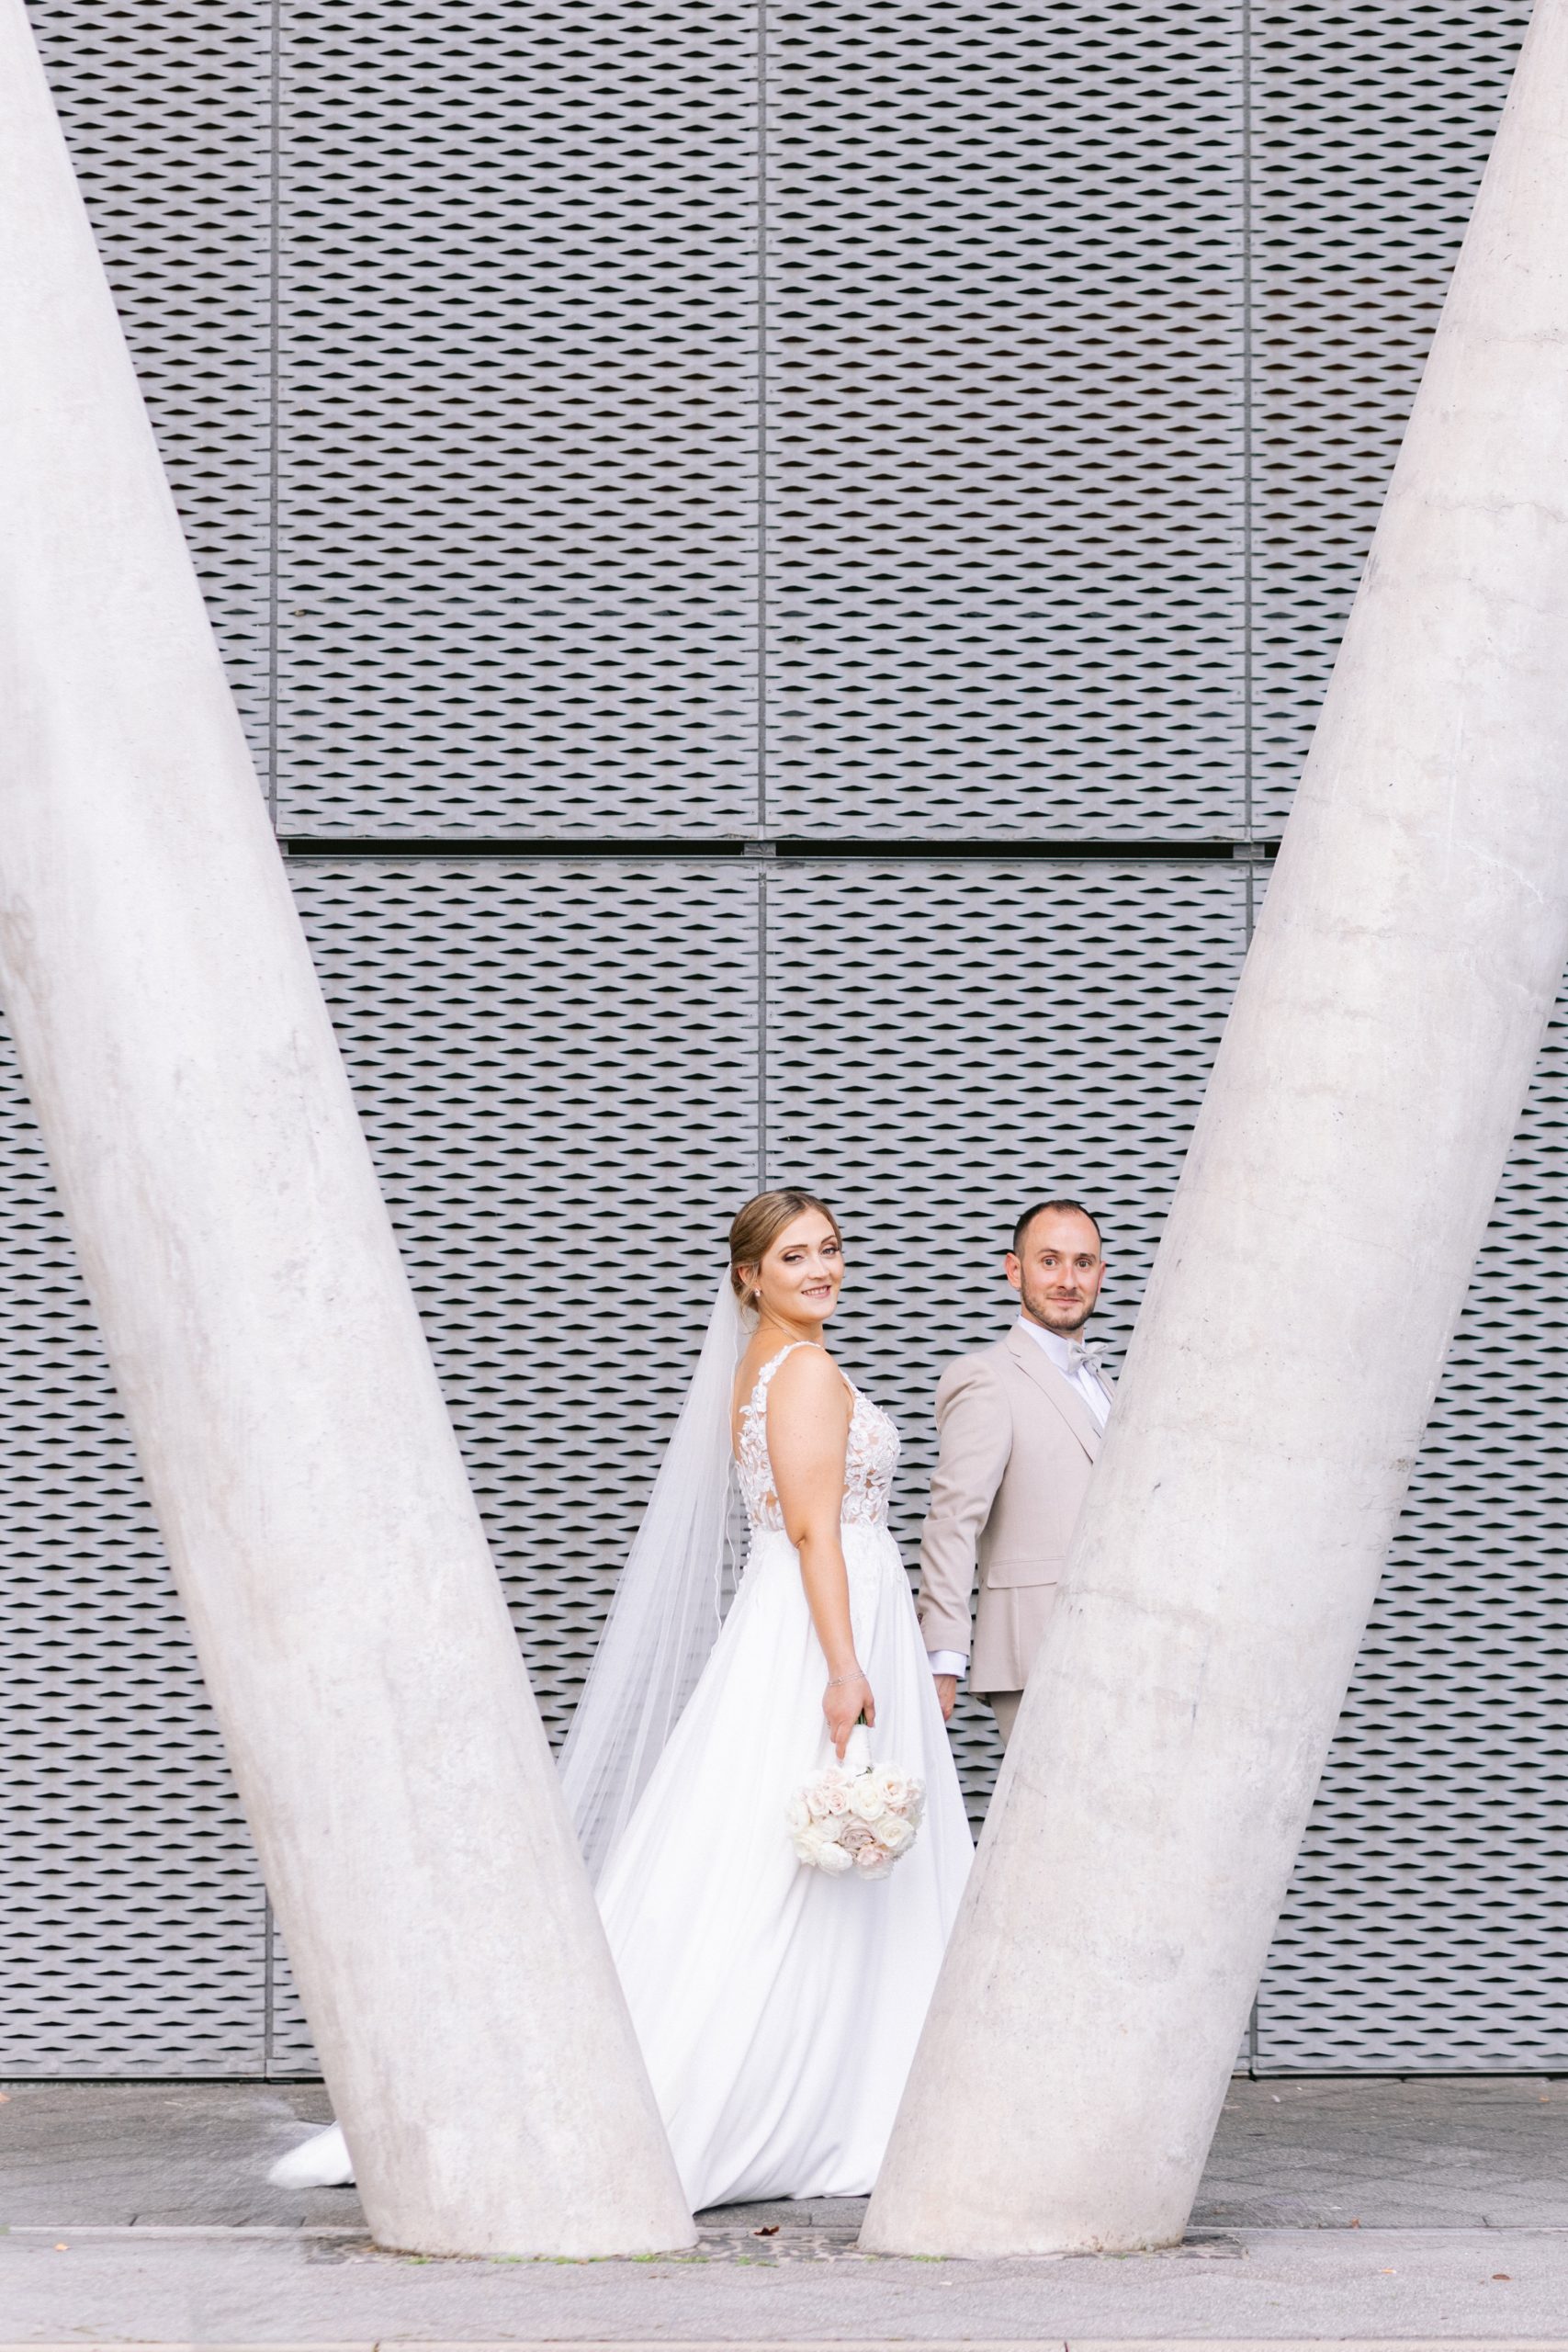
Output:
top-left (824, 1668), bottom-right (874, 1758)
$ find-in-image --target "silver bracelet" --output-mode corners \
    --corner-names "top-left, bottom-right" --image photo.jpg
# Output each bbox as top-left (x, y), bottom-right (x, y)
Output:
top-left (826, 1670), bottom-right (866, 1688)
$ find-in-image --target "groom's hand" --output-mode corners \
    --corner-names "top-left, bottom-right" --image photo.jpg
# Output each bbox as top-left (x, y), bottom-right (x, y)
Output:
top-left (933, 1673), bottom-right (957, 1724)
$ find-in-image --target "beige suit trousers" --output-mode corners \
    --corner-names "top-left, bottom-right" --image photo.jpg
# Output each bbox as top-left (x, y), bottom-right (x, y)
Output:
top-left (988, 1690), bottom-right (1023, 1746)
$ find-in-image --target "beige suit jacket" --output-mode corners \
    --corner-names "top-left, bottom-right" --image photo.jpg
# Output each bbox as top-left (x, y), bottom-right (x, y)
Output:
top-left (917, 1324), bottom-right (1110, 1697)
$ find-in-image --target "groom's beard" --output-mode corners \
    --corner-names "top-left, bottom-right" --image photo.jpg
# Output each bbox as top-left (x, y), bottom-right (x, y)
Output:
top-left (1019, 1277), bottom-right (1094, 1336)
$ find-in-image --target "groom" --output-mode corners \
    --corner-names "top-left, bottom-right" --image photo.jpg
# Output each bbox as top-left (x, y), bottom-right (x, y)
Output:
top-left (918, 1199), bottom-right (1112, 1746)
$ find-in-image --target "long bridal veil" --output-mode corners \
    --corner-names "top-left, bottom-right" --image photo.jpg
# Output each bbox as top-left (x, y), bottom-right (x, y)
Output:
top-left (558, 1273), bottom-right (747, 1883)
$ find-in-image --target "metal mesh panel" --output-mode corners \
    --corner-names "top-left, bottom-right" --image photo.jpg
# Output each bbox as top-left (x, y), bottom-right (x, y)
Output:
top-left (0, 1020), bottom-right (267, 2075)
top-left (770, 4), bottom-right (1245, 838)
top-left (763, 859), bottom-right (1251, 1813)
top-left (274, 4), bottom-right (760, 837)
top-left (1248, 2), bottom-right (1530, 833)
top-left (1260, 989), bottom-right (1568, 2069)
top-left (28, 0), bottom-right (274, 781)
top-left (271, 0), bottom-right (1247, 841)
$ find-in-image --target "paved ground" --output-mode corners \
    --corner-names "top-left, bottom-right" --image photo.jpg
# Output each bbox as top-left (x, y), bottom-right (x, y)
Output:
top-left (3, 2076), bottom-right (1567, 2344)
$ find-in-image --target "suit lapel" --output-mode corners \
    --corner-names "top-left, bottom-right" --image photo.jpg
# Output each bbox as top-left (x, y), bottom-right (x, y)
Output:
top-left (1005, 1323), bottom-right (1103, 1462)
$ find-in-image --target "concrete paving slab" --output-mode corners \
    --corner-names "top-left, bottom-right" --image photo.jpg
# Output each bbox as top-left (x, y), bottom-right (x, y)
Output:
top-left (1192, 2079), bottom-right (1568, 2233)
top-left (3, 2223), bottom-right (1568, 2342)
top-left (0, 2084), bottom-right (346, 2231)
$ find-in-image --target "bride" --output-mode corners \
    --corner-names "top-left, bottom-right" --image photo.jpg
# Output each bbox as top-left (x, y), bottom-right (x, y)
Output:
top-left (569, 1187), bottom-right (973, 2209)
top-left (271, 1187), bottom-right (972, 2210)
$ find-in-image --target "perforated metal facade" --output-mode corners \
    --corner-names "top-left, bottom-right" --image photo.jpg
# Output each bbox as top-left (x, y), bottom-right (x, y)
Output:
top-left (1, 0), bottom-right (1560, 2075)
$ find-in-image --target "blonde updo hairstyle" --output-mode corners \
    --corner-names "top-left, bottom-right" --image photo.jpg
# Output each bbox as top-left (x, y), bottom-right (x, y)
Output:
top-left (729, 1188), bottom-right (842, 1319)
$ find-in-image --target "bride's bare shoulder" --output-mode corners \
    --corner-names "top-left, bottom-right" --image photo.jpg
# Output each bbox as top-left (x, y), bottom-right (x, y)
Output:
top-left (766, 1342), bottom-right (852, 1415)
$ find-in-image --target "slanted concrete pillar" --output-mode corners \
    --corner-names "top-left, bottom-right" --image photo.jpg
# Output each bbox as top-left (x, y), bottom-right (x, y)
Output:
top-left (0, 0), bottom-right (691, 2260)
top-left (866, 0), bottom-right (1568, 2257)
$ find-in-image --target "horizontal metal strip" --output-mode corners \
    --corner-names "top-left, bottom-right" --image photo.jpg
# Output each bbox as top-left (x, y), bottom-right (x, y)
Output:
top-left (280, 836), bottom-right (1280, 864)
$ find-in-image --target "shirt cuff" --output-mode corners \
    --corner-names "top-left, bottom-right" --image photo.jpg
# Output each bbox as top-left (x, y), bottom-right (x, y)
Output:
top-left (927, 1650), bottom-right (968, 1678)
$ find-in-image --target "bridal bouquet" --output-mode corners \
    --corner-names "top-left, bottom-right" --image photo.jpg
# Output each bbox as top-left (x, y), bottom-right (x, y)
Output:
top-left (786, 1724), bottom-right (925, 1880)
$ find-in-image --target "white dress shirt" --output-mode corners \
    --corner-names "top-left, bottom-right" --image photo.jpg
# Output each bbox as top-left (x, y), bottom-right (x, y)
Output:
top-left (927, 1315), bottom-right (1111, 1679)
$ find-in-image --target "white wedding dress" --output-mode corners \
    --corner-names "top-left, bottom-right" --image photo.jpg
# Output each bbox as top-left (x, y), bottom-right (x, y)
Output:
top-left (595, 1342), bottom-right (973, 2211)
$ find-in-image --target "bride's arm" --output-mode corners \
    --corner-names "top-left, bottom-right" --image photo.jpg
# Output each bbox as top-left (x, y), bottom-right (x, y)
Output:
top-left (768, 1348), bottom-right (871, 1758)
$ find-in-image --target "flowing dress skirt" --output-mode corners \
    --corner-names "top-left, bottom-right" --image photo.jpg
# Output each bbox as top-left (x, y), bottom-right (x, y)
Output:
top-left (596, 1521), bottom-right (974, 2211)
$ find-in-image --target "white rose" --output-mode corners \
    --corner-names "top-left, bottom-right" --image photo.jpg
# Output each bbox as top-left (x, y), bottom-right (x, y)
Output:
top-left (854, 1841), bottom-right (892, 1878)
top-left (784, 1792), bottom-right (812, 1834)
top-left (848, 1776), bottom-right (885, 1822)
top-left (823, 1782), bottom-right (851, 1816)
top-left (807, 1785), bottom-right (833, 1821)
top-left (816, 1838), bottom-right (853, 1874)
top-left (882, 1815), bottom-right (915, 1855)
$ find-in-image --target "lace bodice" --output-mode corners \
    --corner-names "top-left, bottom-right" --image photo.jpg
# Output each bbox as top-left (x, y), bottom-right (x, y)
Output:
top-left (735, 1344), bottom-right (898, 1533)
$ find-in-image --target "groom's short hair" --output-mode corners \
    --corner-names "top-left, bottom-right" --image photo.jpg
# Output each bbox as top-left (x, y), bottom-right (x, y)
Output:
top-left (1012, 1198), bottom-right (1103, 1255)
